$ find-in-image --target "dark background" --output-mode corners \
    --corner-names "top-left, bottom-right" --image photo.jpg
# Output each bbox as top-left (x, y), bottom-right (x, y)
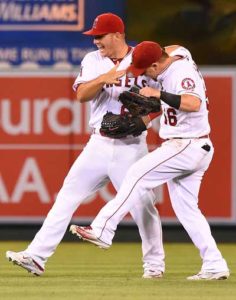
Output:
top-left (126, 0), bottom-right (236, 65)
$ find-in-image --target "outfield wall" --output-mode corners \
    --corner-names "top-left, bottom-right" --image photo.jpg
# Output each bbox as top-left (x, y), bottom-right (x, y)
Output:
top-left (0, 67), bottom-right (235, 225)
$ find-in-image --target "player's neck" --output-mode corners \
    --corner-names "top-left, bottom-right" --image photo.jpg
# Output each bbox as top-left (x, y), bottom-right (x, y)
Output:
top-left (110, 44), bottom-right (129, 61)
top-left (158, 56), bottom-right (179, 75)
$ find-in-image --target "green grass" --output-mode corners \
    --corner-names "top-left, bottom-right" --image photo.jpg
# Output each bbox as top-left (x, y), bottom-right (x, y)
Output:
top-left (0, 242), bottom-right (235, 300)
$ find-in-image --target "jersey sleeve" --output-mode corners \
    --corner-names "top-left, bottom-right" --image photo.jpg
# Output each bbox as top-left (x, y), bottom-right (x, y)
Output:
top-left (72, 52), bottom-right (98, 91)
top-left (169, 61), bottom-right (203, 100)
top-left (169, 46), bottom-right (193, 62)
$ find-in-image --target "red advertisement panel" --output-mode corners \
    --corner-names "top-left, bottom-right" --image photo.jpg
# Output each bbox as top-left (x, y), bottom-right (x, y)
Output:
top-left (0, 71), bottom-right (235, 224)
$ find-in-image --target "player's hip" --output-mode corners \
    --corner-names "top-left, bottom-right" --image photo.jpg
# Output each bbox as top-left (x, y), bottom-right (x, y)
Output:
top-left (127, 137), bottom-right (213, 181)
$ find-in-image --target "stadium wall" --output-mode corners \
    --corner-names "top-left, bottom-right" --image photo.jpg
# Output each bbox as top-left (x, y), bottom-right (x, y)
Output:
top-left (0, 68), bottom-right (235, 236)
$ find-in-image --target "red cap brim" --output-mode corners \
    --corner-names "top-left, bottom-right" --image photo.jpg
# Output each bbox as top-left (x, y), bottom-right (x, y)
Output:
top-left (83, 29), bottom-right (108, 35)
top-left (126, 65), bottom-right (146, 78)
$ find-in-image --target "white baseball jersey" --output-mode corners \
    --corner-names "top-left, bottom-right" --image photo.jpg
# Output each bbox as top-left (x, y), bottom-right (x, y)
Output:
top-left (159, 48), bottom-right (210, 139)
top-left (73, 49), bottom-right (157, 130)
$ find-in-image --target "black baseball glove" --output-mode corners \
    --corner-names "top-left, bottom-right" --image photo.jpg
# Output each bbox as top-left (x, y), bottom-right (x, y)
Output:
top-left (118, 87), bottom-right (161, 116)
top-left (100, 112), bottom-right (146, 139)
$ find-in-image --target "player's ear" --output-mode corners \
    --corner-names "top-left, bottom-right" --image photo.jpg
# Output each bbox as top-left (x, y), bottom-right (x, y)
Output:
top-left (114, 32), bottom-right (123, 40)
top-left (152, 63), bottom-right (159, 69)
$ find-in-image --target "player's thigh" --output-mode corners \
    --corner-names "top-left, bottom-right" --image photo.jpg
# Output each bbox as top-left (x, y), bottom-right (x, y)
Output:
top-left (63, 135), bottom-right (110, 195)
top-left (125, 144), bottom-right (184, 185)
top-left (168, 169), bottom-right (205, 210)
top-left (110, 140), bottom-right (148, 189)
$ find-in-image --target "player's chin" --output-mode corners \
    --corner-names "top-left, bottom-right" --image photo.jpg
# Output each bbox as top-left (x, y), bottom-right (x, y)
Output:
top-left (98, 48), bottom-right (108, 57)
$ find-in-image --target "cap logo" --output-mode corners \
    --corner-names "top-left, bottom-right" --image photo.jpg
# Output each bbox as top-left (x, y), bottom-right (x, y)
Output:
top-left (93, 17), bottom-right (98, 29)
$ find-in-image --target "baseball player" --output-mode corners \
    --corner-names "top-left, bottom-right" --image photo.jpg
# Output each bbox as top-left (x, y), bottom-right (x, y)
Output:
top-left (6, 14), bottom-right (165, 279)
top-left (70, 41), bottom-right (230, 280)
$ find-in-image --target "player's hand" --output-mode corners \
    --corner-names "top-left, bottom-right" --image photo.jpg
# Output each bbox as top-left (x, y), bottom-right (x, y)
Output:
top-left (140, 86), bottom-right (160, 99)
top-left (100, 62), bottom-right (126, 85)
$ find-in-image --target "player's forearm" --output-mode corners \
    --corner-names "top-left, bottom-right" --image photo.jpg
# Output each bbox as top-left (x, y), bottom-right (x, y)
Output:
top-left (76, 64), bottom-right (125, 103)
top-left (160, 92), bottom-right (200, 111)
top-left (76, 76), bottom-right (106, 103)
top-left (159, 91), bottom-right (200, 112)
top-left (140, 87), bottom-right (201, 112)
top-left (179, 94), bottom-right (201, 112)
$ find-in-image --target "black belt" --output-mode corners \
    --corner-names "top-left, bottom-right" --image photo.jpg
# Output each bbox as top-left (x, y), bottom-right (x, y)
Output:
top-left (167, 135), bottom-right (209, 140)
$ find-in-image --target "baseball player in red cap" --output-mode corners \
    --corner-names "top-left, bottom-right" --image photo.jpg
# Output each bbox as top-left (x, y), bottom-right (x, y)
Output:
top-left (70, 41), bottom-right (230, 280)
top-left (6, 13), bottom-right (165, 279)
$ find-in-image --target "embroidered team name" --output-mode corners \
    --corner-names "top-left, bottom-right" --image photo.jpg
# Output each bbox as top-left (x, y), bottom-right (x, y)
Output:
top-left (105, 76), bottom-right (147, 89)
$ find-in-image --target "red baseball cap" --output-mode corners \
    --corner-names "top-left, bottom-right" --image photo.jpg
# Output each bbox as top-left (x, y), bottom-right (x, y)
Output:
top-left (83, 13), bottom-right (125, 36)
top-left (127, 41), bottom-right (163, 77)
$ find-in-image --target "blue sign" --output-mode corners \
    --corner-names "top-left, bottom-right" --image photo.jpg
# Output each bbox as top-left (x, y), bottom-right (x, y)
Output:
top-left (0, 0), bottom-right (125, 67)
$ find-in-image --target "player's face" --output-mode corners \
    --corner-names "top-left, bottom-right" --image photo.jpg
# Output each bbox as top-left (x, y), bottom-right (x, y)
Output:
top-left (93, 33), bottom-right (118, 58)
top-left (144, 63), bottom-right (161, 79)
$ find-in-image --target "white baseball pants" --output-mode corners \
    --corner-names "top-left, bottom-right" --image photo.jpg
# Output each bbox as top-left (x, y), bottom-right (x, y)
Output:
top-left (26, 133), bottom-right (165, 272)
top-left (91, 138), bottom-right (229, 273)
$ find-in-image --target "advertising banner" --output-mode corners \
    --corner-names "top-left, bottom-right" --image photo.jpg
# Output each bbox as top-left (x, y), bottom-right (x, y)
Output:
top-left (0, 68), bottom-right (235, 224)
top-left (0, 0), bottom-right (125, 67)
